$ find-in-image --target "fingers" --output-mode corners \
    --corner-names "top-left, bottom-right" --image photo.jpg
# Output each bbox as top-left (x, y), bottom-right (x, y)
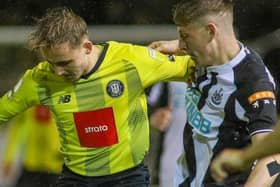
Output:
top-left (2, 163), bottom-right (12, 177)
top-left (148, 41), bottom-right (164, 53)
top-left (150, 106), bottom-right (172, 132)
top-left (148, 40), bottom-right (178, 54)
top-left (160, 106), bottom-right (172, 130)
top-left (210, 156), bottom-right (229, 183)
top-left (148, 41), bottom-right (160, 49)
top-left (210, 149), bottom-right (244, 183)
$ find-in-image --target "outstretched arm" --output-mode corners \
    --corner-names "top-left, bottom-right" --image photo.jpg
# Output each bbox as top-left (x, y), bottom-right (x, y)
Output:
top-left (149, 40), bottom-right (186, 55)
top-left (243, 133), bottom-right (280, 187)
top-left (211, 125), bottom-right (280, 184)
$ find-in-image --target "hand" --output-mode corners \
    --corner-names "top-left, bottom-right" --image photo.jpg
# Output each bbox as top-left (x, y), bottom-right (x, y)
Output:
top-left (210, 149), bottom-right (250, 183)
top-left (149, 40), bottom-right (184, 55)
top-left (150, 106), bottom-right (172, 132)
top-left (2, 162), bottom-right (12, 177)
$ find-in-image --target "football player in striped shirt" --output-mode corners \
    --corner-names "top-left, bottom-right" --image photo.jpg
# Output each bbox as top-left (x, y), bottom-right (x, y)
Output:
top-left (150, 0), bottom-right (280, 186)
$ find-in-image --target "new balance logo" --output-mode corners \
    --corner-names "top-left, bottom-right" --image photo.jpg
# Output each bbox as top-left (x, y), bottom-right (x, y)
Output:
top-left (58, 95), bottom-right (71, 104)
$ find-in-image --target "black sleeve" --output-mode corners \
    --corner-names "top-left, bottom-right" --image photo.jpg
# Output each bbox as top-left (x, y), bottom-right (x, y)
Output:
top-left (235, 55), bottom-right (277, 136)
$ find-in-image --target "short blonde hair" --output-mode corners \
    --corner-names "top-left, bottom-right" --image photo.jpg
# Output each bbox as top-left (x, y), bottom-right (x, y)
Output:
top-left (28, 7), bottom-right (88, 50)
top-left (173, 0), bottom-right (234, 25)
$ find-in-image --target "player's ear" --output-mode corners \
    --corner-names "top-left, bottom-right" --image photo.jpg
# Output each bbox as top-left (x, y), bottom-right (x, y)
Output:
top-left (206, 23), bottom-right (216, 42)
top-left (83, 41), bottom-right (93, 54)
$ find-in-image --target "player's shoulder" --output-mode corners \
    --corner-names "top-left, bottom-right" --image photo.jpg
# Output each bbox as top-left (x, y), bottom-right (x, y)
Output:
top-left (233, 48), bottom-right (275, 91)
top-left (234, 47), bottom-right (268, 77)
top-left (24, 61), bottom-right (53, 81)
top-left (29, 61), bottom-right (51, 74)
top-left (102, 41), bottom-right (146, 60)
top-left (105, 40), bottom-right (142, 50)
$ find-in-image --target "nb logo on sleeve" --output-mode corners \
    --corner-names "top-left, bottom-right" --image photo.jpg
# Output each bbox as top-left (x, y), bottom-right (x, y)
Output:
top-left (58, 95), bottom-right (71, 104)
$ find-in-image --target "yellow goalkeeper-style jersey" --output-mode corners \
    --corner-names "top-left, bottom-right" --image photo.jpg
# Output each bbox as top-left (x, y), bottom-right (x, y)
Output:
top-left (0, 41), bottom-right (194, 176)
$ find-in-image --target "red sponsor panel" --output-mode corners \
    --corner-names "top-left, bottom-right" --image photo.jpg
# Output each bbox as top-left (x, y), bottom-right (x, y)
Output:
top-left (73, 107), bottom-right (118, 147)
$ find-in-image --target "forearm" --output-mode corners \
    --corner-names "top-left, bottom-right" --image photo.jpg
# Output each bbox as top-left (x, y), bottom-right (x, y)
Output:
top-left (242, 129), bottom-right (280, 164)
top-left (245, 155), bottom-right (280, 187)
top-left (210, 128), bottom-right (280, 183)
top-left (243, 129), bottom-right (280, 186)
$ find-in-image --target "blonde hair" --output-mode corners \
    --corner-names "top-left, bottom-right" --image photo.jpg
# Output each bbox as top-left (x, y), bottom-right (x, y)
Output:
top-left (173, 0), bottom-right (234, 25)
top-left (28, 7), bottom-right (88, 50)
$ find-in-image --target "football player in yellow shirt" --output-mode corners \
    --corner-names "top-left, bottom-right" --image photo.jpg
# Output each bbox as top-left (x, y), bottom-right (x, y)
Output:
top-left (0, 7), bottom-right (195, 187)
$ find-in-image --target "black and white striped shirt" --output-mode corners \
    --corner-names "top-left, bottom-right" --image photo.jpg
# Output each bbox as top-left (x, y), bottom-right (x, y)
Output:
top-left (182, 43), bottom-right (277, 186)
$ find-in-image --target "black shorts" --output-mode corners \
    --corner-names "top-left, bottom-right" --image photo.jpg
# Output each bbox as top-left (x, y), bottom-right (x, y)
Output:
top-left (55, 163), bottom-right (150, 187)
top-left (16, 168), bottom-right (59, 187)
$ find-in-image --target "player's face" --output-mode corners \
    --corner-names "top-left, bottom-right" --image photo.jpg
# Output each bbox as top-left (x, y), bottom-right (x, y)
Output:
top-left (177, 22), bottom-right (213, 66)
top-left (41, 41), bottom-right (90, 82)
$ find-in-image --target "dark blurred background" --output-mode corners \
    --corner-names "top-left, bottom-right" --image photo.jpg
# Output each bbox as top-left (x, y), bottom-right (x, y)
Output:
top-left (0, 1), bottom-right (279, 186)
top-left (0, 0), bottom-right (178, 25)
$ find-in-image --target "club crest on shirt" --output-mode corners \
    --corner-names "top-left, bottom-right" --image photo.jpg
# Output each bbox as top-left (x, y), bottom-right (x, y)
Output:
top-left (211, 88), bottom-right (223, 105)
top-left (106, 80), bottom-right (124, 98)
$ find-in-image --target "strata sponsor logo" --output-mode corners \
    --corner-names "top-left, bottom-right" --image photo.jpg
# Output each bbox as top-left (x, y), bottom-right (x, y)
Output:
top-left (73, 107), bottom-right (118, 147)
top-left (85, 125), bottom-right (108, 133)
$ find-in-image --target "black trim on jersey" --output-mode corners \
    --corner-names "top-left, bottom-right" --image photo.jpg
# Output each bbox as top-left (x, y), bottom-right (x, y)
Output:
top-left (81, 43), bottom-right (109, 79)
top-left (198, 72), bottom-right (218, 109)
top-left (182, 71), bottom-right (219, 186)
top-left (196, 68), bottom-right (207, 85)
top-left (180, 124), bottom-right (195, 187)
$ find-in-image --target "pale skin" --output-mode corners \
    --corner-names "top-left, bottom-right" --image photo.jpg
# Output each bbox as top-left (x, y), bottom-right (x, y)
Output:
top-left (149, 11), bottom-right (280, 187)
top-left (40, 37), bottom-right (101, 82)
top-left (149, 40), bottom-right (185, 55)
top-left (149, 106), bottom-right (172, 132)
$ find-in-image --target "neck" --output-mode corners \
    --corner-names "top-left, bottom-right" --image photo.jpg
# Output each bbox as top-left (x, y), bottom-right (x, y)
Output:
top-left (85, 45), bottom-right (101, 74)
top-left (222, 39), bottom-right (240, 64)
top-left (212, 36), bottom-right (240, 66)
